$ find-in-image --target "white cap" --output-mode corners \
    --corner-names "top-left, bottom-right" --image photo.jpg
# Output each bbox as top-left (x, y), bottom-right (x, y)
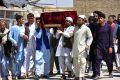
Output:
top-left (66, 17), bottom-right (73, 23)
top-left (78, 15), bottom-right (86, 19)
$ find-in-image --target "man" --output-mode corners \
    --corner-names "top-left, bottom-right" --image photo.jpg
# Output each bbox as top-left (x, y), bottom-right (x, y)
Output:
top-left (93, 12), bottom-right (113, 79)
top-left (108, 15), bottom-right (118, 69)
top-left (116, 14), bottom-right (120, 71)
top-left (56, 17), bottom-right (74, 79)
top-left (22, 13), bottom-right (36, 77)
top-left (49, 27), bottom-right (60, 75)
top-left (0, 20), bottom-right (10, 80)
top-left (88, 11), bottom-right (102, 78)
top-left (72, 15), bottom-right (93, 80)
top-left (8, 15), bottom-right (28, 79)
top-left (34, 22), bottom-right (50, 79)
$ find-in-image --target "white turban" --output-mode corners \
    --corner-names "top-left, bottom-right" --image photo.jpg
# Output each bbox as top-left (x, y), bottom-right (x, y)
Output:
top-left (66, 17), bottom-right (73, 23)
top-left (78, 15), bottom-right (86, 20)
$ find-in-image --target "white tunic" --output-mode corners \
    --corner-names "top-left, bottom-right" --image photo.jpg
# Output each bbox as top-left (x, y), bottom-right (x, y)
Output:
top-left (72, 24), bottom-right (93, 57)
top-left (56, 26), bottom-right (74, 56)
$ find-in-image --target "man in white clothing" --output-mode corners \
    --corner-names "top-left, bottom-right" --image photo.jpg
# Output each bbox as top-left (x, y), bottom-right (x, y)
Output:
top-left (56, 17), bottom-right (74, 80)
top-left (72, 15), bottom-right (93, 80)
top-left (22, 13), bottom-right (36, 77)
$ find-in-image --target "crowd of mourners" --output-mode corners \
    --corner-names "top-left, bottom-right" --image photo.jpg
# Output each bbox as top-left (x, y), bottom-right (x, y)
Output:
top-left (0, 11), bottom-right (120, 80)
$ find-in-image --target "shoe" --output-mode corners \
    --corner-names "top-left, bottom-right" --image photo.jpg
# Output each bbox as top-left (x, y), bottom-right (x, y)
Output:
top-left (25, 72), bottom-right (29, 78)
top-left (81, 77), bottom-right (86, 80)
top-left (42, 75), bottom-right (49, 79)
top-left (60, 74), bottom-right (66, 80)
top-left (35, 75), bottom-right (41, 79)
top-left (12, 76), bottom-right (17, 79)
top-left (74, 77), bottom-right (79, 80)
top-left (68, 71), bottom-right (75, 78)
top-left (109, 73), bottom-right (113, 78)
top-left (49, 71), bottom-right (53, 75)
top-left (56, 71), bottom-right (60, 74)
top-left (90, 74), bottom-right (96, 79)
top-left (18, 76), bottom-right (24, 79)
top-left (93, 75), bottom-right (100, 80)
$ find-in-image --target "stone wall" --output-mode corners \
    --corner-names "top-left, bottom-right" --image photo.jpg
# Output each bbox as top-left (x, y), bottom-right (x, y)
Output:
top-left (73, 0), bottom-right (120, 18)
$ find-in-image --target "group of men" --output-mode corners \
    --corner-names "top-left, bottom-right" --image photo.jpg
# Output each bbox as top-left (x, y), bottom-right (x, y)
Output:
top-left (0, 13), bottom-right (51, 80)
top-left (0, 11), bottom-right (120, 80)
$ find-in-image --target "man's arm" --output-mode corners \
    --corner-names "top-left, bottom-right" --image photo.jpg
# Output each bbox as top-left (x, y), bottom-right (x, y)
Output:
top-left (109, 25), bottom-right (113, 54)
top-left (86, 27), bottom-right (93, 48)
top-left (8, 27), bottom-right (17, 47)
top-left (57, 26), bottom-right (74, 38)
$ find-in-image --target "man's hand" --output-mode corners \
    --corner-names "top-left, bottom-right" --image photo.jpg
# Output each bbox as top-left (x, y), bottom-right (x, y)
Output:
top-left (109, 47), bottom-right (112, 54)
top-left (57, 30), bottom-right (63, 34)
top-left (14, 43), bottom-right (18, 49)
top-left (23, 35), bottom-right (29, 41)
top-left (2, 40), bottom-right (6, 44)
top-left (85, 47), bottom-right (88, 52)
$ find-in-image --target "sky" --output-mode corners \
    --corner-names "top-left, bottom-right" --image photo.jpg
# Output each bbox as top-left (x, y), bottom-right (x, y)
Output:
top-left (38, 0), bottom-right (73, 7)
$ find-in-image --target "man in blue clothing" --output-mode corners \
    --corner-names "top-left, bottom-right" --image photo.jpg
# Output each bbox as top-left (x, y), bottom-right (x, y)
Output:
top-left (34, 23), bottom-right (50, 79)
top-left (8, 15), bottom-right (28, 79)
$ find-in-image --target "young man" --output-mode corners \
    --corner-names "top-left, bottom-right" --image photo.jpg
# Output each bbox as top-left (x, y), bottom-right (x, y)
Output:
top-left (56, 17), bottom-right (74, 79)
top-left (8, 15), bottom-right (28, 79)
top-left (88, 11), bottom-right (102, 78)
top-left (22, 13), bottom-right (36, 77)
top-left (116, 14), bottom-right (120, 71)
top-left (34, 22), bottom-right (50, 79)
top-left (49, 27), bottom-right (60, 75)
top-left (72, 15), bottom-right (93, 80)
top-left (93, 12), bottom-right (113, 79)
top-left (108, 15), bottom-right (118, 69)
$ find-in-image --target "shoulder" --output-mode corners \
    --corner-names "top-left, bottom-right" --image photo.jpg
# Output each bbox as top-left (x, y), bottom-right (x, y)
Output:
top-left (83, 24), bottom-right (90, 30)
top-left (10, 25), bottom-right (17, 30)
top-left (5, 28), bottom-right (9, 33)
top-left (68, 26), bottom-right (75, 30)
top-left (35, 27), bottom-right (40, 33)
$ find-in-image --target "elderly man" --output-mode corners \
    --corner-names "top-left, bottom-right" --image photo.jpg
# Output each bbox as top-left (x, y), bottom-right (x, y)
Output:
top-left (72, 15), bottom-right (93, 80)
top-left (56, 17), bottom-right (74, 80)
top-left (0, 20), bottom-right (10, 80)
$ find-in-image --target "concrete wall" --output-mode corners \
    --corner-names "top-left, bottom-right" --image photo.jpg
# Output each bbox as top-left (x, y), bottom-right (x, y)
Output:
top-left (73, 0), bottom-right (120, 18)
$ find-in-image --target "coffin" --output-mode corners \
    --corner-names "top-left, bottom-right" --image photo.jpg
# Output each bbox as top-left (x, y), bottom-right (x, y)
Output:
top-left (40, 11), bottom-right (77, 28)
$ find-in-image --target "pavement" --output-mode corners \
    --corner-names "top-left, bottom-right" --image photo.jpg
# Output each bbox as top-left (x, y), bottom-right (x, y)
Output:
top-left (0, 62), bottom-right (120, 80)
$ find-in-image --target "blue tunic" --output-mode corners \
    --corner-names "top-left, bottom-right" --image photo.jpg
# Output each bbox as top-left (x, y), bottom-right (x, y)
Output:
top-left (34, 28), bottom-right (50, 75)
top-left (8, 25), bottom-right (25, 76)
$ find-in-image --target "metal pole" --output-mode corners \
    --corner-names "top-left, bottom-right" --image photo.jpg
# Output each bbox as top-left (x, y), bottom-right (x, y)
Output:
top-left (56, 0), bottom-right (58, 11)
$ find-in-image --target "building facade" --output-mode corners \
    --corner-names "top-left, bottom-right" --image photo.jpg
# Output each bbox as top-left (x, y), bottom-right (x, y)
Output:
top-left (73, 0), bottom-right (120, 17)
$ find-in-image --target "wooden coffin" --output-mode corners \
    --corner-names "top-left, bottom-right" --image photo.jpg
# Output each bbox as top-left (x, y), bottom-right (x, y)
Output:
top-left (40, 11), bottom-right (77, 28)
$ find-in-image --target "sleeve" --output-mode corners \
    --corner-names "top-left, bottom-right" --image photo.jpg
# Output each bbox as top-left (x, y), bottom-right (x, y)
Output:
top-left (109, 25), bottom-right (113, 48)
top-left (8, 27), bottom-right (17, 45)
top-left (86, 27), bottom-right (93, 48)
top-left (116, 26), bottom-right (120, 39)
top-left (2, 34), bottom-right (7, 42)
top-left (62, 26), bottom-right (74, 38)
top-left (2, 29), bottom-right (9, 42)
top-left (20, 26), bottom-right (25, 37)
